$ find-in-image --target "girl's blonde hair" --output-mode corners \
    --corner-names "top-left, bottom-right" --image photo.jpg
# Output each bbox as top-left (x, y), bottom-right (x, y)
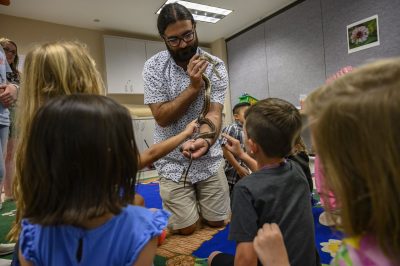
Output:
top-left (9, 41), bottom-right (104, 241)
top-left (305, 58), bottom-right (400, 261)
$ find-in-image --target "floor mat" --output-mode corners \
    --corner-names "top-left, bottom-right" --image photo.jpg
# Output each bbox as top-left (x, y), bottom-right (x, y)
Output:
top-left (140, 182), bottom-right (343, 265)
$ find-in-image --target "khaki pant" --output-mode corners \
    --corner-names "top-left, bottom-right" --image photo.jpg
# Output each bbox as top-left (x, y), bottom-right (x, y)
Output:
top-left (159, 163), bottom-right (230, 230)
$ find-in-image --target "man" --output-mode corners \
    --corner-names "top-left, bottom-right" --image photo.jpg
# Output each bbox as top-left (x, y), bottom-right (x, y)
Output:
top-left (143, 3), bottom-right (230, 235)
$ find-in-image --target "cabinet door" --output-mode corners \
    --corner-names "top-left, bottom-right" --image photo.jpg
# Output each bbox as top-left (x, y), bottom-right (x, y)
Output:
top-left (104, 36), bottom-right (130, 94)
top-left (125, 38), bottom-right (147, 94)
top-left (104, 36), bottom-right (147, 94)
top-left (145, 40), bottom-right (166, 60)
top-left (132, 118), bottom-right (155, 154)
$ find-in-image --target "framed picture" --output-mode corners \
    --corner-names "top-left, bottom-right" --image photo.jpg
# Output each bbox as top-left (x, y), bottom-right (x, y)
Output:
top-left (347, 15), bottom-right (379, 54)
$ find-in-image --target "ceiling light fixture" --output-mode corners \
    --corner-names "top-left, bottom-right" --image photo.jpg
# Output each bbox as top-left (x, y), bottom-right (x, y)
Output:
top-left (156, 0), bottom-right (232, 24)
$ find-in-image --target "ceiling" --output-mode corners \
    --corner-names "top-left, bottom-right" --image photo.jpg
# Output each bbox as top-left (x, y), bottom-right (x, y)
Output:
top-left (0, 0), bottom-right (296, 44)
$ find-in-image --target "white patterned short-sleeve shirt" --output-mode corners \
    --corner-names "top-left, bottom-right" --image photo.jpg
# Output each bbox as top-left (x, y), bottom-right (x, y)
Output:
top-left (143, 48), bottom-right (228, 183)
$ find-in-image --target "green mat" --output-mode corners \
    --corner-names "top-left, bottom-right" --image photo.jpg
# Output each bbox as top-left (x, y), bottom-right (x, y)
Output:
top-left (0, 200), bottom-right (16, 260)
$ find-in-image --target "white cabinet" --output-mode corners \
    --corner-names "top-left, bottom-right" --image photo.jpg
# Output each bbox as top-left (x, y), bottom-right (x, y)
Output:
top-left (132, 117), bottom-right (155, 154)
top-left (104, 36), bottom-right (147, 94)
top-left (145, 40), bottom-right (166, 59)
top-left (104, 35), bottom-right (212, 94)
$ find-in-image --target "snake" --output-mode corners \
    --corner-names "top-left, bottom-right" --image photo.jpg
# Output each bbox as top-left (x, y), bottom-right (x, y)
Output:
top-left (181, 53), bottom-right (221, 185)
top-left (194, 53), bottom-right (221, 141)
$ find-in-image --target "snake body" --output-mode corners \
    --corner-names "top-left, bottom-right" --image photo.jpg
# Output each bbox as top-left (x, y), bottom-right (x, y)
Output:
top-left (194, 54), bottom-right (221, 141)
top-left (181, 54), bottom-right (221, 185)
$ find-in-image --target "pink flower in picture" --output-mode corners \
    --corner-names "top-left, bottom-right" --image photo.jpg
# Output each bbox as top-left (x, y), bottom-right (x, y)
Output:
top-left (350, 26), bottom-right (369, 44)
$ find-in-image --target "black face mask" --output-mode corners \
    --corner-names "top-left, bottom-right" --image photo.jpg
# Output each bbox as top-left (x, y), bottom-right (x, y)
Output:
top-left (167, 35), bottom-right (198, 63)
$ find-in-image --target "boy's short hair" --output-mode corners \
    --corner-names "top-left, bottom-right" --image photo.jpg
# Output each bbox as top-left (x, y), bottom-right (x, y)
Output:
top-left (233, 102), bottom-right (251, 115)
top-left (245, 98), bottom-right (301, 158)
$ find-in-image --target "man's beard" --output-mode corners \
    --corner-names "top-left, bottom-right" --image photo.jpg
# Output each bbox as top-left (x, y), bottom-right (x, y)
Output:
top-left (167, 38), bottom-right (198, 63)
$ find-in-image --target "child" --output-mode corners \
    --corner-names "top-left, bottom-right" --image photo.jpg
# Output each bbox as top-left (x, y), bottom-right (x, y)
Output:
top-left (10, 41), bottom-right (104, 241)
top-left (220, 102), bottom-right (251, 194)
top-left (9, 41), bottom-right (196, 242)
top-left (287, 136), bottom-right (313, 192)
top-left (222, 133), bottom-right (313, 193)
top-left (17, 94), bottom-right (169, 266)
top-left (315, 66), bottom-right (353, 226)
top-left (254, 58), bottom-right (400, 265)
top-left (0, 38), bottom-right (21, 203)
top-left (209, 98), bottom-right (317, 266)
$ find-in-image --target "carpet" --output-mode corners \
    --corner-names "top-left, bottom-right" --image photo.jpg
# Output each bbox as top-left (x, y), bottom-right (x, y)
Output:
top-left (0, 200), bottom-right (17, 260)
top-left (0, 182), bottom-right (343, 265)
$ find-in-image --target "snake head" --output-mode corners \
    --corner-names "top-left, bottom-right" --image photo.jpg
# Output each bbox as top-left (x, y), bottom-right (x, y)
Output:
top-left (199, 54), bottom-right (221, 80)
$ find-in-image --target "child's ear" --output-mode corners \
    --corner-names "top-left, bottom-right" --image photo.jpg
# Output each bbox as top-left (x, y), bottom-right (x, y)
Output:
top-left (233, 113), bottom-right (239, 121)
top-left (248, 138), bottom-right (258, 154)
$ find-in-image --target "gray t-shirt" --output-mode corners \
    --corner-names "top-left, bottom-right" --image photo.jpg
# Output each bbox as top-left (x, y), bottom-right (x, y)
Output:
top-left (143, 48), bottom-right (228, 183)
top-left (230, 160), bottom-right (317, 266)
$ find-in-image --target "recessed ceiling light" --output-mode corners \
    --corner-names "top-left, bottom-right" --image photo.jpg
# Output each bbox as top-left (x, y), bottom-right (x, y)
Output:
top-left (156, 0), bottom-right (232, 24)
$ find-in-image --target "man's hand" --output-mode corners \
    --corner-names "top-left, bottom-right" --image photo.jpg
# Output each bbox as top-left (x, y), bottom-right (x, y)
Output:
top-left (0, 84), bottom-right (17, 108)
top-left (180, 138), bottom-right (210, 159)
top-left (147, 55), bottom-right (209, 127)
top-left (187, 54), bottom-right (208, 90)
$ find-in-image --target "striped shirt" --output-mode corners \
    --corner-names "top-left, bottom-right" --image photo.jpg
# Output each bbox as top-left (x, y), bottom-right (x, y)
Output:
top-left (219, 121), bottom-right (247, 185)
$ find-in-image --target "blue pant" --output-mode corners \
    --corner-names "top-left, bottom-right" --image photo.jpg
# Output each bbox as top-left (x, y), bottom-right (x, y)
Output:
top-left (0, 125), bottom-right (9, 183)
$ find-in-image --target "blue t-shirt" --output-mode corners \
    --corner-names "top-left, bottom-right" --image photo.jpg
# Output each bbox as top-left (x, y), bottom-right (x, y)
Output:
top-left (19, 206), bottom-right (170, 266)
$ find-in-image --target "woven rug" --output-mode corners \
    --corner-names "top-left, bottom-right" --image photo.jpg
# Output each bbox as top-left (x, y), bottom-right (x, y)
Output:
top-left (136, 182), bottom-right (225, 266)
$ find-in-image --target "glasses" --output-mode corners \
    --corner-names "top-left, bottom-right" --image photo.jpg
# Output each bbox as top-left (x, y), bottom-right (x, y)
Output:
top-left (3, 47), bottom-right (16, 56)
top-left (164, 27), bottom-right (195, 47)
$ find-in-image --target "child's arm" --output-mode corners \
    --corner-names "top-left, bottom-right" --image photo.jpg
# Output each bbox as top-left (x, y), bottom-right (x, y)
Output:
top-left (139, 120), bottom-right (197, 169)
top-left (222, 146), bottom-right (249, 178)
top-left (253, 223), bottom-right (290, 266)
top-left (221, 133), bottom-right (258, 171)
top-left (235, 242), bottom-right (258, 266)
top-left (133, 237), bottom-right (157, 266)
top-left (19, 249), bottom-right (34, 266)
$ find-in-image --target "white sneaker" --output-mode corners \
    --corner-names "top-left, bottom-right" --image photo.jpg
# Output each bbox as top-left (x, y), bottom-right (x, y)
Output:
top-left (0, 243), bottom-right (15, 256)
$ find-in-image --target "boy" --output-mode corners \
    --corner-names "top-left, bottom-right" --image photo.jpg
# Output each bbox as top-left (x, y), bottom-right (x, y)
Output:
top-left (209, 98), bottom-right (317, 266)
top-left (220, 102), bottom-right (251, 195)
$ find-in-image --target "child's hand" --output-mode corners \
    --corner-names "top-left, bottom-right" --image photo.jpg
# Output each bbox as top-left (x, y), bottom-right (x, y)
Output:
top-left (253, 223), bottom-right (290, 266)
top-left (221, 133), bottom-right (245, 158)
top-left (183, 120), bottom-right (199, 138)
top-left (181, 138), bottom-right (209, 159)
top-left (237, 166), bottom-right (250, 178)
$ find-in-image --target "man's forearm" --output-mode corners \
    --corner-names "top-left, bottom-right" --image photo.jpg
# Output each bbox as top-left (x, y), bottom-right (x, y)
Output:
top-left (150, 84), bottom-right (200, 127)
top-left (199, 103), bottom-right (222, 144)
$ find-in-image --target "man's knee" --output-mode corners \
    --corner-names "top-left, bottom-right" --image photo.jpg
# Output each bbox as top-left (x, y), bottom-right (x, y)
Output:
top-left (177, 223), bottom-right (197, 235)
top-left (205, 220), bottom-right (225, 228)
top-left (133, 194), bottom-right (145, 207)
